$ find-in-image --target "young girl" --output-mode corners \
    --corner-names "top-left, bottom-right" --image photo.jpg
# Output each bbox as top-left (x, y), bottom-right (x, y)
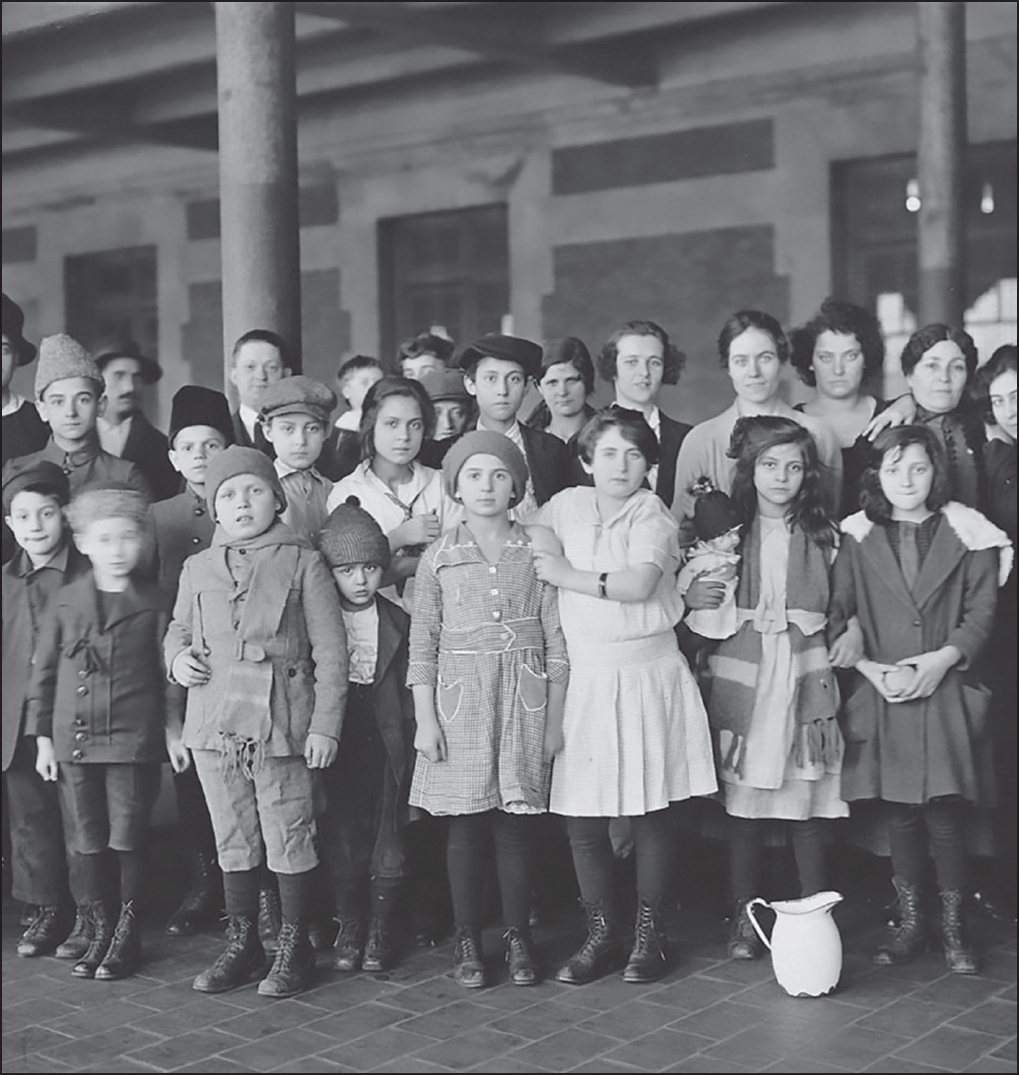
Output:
top-left (408, 430), bottom-right (568, 989)
top-left (829, 425), bottom-right (1010, 974)
top-left (704, 416), bottom-right (845, 961)
top-left (531, 410), bottom-right (717, 985)
top-left (326, 377), bottom-right (459, 608)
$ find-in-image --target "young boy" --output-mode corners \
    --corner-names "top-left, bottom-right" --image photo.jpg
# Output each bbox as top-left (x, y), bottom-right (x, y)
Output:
top-left (27, 483), bottom-right (187, 981)
top-left (165, 446), bottom-right (347, 998)
top-left (228, 329), bottom-right (291, 456)
top-left (2, 460), bottom-right (89, 959)
top-left (10, 334), bottom-right (152, 502)
top-left (259, 376), bottom-right (337, 547)
top-left (150, 384), bottom-right (233, 935)
top-left (319, 355), bottom-right (383, 482)
top-left (454, 333), bottom-right (571, 519)
top-left (399, 331), bottom-right (453, 381)
top-left (318, 498), bottom-right (413, 973)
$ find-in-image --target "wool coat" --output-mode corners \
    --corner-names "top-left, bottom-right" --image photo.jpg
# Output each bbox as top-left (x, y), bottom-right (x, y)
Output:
top-left (164, 522), bottom-right (347, 757)
top-left (149, 485), bottom-right (214, 597)
top-left (828, 503), bottom-right (1010, 807)
top-left (25, 572), bottom-right (174, 764)
top-left (120, 411), bottom-right (181, 502)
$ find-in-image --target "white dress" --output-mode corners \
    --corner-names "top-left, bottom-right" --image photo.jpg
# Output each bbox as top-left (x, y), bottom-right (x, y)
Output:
top-left (535, 488), bottom-right (718, 817)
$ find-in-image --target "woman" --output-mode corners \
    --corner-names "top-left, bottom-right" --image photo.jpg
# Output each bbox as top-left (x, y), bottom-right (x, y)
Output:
top-left (671, 309), bottom-right (843, 530)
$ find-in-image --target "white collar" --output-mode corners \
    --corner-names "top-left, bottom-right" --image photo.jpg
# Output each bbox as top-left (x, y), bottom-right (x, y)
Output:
top-left (2, 392), bottom-right (26, 417)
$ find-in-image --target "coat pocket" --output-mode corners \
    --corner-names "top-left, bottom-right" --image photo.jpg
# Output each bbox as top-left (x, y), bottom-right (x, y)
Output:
top-left (840, 682), bottom-right (876, 744)
top-left (436, 677), bottom-right (463, 723)
top-left (518, 664), bottom-right (548, 713)
top-left (961, 682), bottom-right (991, 740)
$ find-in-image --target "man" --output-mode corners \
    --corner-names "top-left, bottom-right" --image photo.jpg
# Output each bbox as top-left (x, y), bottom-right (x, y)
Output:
top-left (228, 329), bottom-right (292, 457)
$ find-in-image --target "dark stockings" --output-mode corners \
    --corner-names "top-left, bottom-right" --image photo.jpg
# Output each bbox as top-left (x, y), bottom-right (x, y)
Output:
top-left (447, 811), bottom-right (534, 930)
top-left (566, 810), bottom-right (674, 904)
top-left (729, 816), bottom-right (827, 902)
top-left (885, 799), bottom-right (968, 891)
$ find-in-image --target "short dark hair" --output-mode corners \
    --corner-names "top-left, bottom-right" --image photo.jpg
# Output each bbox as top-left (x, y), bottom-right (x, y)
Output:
top-left (577, 407), bottom-right (660, 468)
top-left (789, 298), bottom-right (885, 388)
top-left (231, 328), bottom-right (292, 370)
top-left (596, 320), bottom-right (685, 386)
top-left (358, 376), bottom-right (435, 462)
top-left (973, 343), bottom-right (1018, 424)
top-left (717, 310), bottom-right (789, 369)
top-left (859, 425), bottom-right (951, 523)
top-left (337, 354), bottom-right (383, 384)
top-left (900, 323), bottom-right (978, 379)
top-left (398, 332), bottom-right (454, 366)
top-left (540, 336), bottom-right (596, 396)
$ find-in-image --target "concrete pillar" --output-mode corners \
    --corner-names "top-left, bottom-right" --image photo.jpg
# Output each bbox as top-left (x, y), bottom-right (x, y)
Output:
top-left (215, 2), bottom-right (302, 389)
top-left (916, 1), bottom-right (966, 327)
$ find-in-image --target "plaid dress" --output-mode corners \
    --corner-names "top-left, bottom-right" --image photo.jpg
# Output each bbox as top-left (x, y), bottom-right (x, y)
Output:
top-left (407, 523), bottom-right (569, 816)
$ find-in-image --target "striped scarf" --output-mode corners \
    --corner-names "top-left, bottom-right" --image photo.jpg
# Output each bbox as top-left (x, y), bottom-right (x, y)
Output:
top-left (706, 520), bottom-right (840, 774)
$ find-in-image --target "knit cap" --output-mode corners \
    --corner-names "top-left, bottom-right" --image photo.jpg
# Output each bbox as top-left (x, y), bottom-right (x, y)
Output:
top-left (319, 496), bottom-right (392, 569)
top-left (34, 334), bottom-right (103, 400)
top-left (259, 375), bottom-right (337, 424)
top-left (168, 385), bottom-right (234, 448)
top-left (442, 430), bottom-right (528, 508)
top-left (2, 459), bottom-right (70, 513)
top-left (204, 445), bottom-right (287, 516)
top-left (690, 477), bottom-right (740, 542)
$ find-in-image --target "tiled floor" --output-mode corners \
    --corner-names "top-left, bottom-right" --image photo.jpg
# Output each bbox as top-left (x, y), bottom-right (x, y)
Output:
top-left (3, 834), bottom-right (1016, 1073)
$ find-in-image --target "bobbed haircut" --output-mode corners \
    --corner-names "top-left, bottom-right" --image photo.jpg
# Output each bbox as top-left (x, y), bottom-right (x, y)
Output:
top-left (358, 376), bottom-right (435, 462)
top-left (859, 425), bottom-right (951, 523)
top-left (899, 323), bottom-right (978, 379)
top-left (540, 336), bottom-right (596, 396)
top-left (789, 298), bottom-right (885, 387)
top-left (717, 309), bottom-right (790, 369)
top-left (973, 343), bottom-right (1017, 425)
top-left (596, 320), bottom-right (685, 386)
top-left (230, 328), bottom-right (292, 371)
top-left (727, 415), bottom-right (836, 548)
top-left (398, 332), bottom-right (455, 366)
top-left (577, 407), bottom-right (660, 468)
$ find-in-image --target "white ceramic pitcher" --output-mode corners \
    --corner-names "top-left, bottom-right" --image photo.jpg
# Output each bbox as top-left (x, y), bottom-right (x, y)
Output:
top-left (746, 891), bottom-right (844, 997)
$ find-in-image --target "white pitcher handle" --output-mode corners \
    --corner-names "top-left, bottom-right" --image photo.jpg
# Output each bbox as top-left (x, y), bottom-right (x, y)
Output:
top-left (746, 897), bottom-right (772, 951)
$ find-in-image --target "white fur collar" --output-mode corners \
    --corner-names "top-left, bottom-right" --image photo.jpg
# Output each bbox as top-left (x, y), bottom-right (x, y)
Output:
top-left (841, 504), bottom-right (1013, 587)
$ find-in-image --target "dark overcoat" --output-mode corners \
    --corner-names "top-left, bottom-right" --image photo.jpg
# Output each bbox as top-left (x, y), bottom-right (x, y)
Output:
top-left (121, 412), bottom-right (181, 502)
top-left (149, 485), bottom-right (214, 597)
top-left (828, 503), bottom-right (1009, 806)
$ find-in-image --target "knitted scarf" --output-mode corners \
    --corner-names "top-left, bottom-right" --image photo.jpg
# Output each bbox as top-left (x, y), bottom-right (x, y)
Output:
top-left (707, 519), bottom-right (840, 775)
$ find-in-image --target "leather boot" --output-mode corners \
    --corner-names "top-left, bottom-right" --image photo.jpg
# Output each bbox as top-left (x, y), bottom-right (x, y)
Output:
top-left (95, 901), bottom-right (142, 981)
top-left (874, 876), bottom-right (927, 965)
top-left (555, 899), bottom-right (623, 985)
top-left (504, 925), bottom-right (540, 986)
top-left (452, 925), bottom-right (486, 988)
top-left (623, 897), bottom-right (668, 983)
top-left (55, 904), bottom-right (94, 960)
top-left (940, 889), bottom-right (978, 975)
top-left (362, 918), bottom-right (394, 973)
top-left (331, 916), bottom-right (364, 972)
top-left (258, 883), bottom-right (283, 953)
top-left (258, 919), bottom-right (315, 998)
top-left (166, 849), bottom-right (222, 936)
top-left (17, 905), bottom-right (67, 958)
top-left (193, 914), bottom-right (266, 993)
top-left (727, 899), bottom-right (763, 961)
top-left (72, 902), bottom-right (114, 979)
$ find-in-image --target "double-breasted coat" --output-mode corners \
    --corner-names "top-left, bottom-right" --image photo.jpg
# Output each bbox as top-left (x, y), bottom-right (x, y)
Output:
top-left (828, 503), bottom-right (1011, 807)
top-left (149, 485), bottom-right (214, 597)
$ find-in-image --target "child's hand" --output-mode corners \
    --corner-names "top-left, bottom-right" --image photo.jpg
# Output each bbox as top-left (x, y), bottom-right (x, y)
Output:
top-left (305, 733), bottom-right (338, 769)
top-left (414, 719), bottom-right (446, 764)
top-left (35, 736), bottom-right (57, 782)
top-left (892, 647), bottom-right (961, 702)
top-left (543, 721), bottom-right (564, 763)
top-left (171, 650), bottom-right (212, 688)
top-left (828, 617), bottom-right (865, 668)
top-left (532, 549), bottom-right (572, 588)
top-left (393, 513), bottom-right (441, 548)
top-left (684, 577), bottom-right (726, 610)
top-left (166, 732), bottom-right (191, 774)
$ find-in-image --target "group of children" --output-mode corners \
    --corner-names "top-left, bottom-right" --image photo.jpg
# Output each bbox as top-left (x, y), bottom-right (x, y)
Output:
top-left (2, 307), bottom-right (1012, 1003)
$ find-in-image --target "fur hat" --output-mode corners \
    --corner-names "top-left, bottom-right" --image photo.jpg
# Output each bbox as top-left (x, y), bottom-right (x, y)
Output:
top-left (259, 375), bottom-right (337, 424)
top-left (34, 334), bottom-right (103, 400)
top-left (204, 445), bottom-right (287, 516)
top-left (2, 459), bottom-right (69, 513)
top-left (92, 337), bottom-right (163, 384)
top-left (168, 385), bottom-right (234, 448)
top-left (452, 334), bottom-right (543, 380)
top-left (690, 477), bottom-right (740, 541)
top-left (2, 293), bottom-right (37, 366)
top-left (442, 430), bottom-right (529, 508)
top-left (319, 496), bottom-right (392, 569)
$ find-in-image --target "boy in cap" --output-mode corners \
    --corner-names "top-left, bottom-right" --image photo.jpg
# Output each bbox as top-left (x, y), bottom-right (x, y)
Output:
top-left (418, 367), bottom-right (473, 469)
top-left (318, 498), bottom-right (414, 973)
top-left (228, 329), bottom-right (291, 456)
top-left (10, 334), bottom-right (152, 502)
top-left (94, 338), bottom-right (179, 501)
top-left (150, 384), bottom-right (234, 935)
top-left (2, 460), bottom-right (89, 959)
top-left (454, 333), bottom-right (571, 520)
top-left (165, 446), bottom-right (346, 998)
top-left (2, 293), bottom-right (48, 468)
top-left (27, 483), bottom-right (187, 981)
top-left (259, 375), bottom-right (337, 546)
top-left (319, 355), bottom-right (383, 482)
